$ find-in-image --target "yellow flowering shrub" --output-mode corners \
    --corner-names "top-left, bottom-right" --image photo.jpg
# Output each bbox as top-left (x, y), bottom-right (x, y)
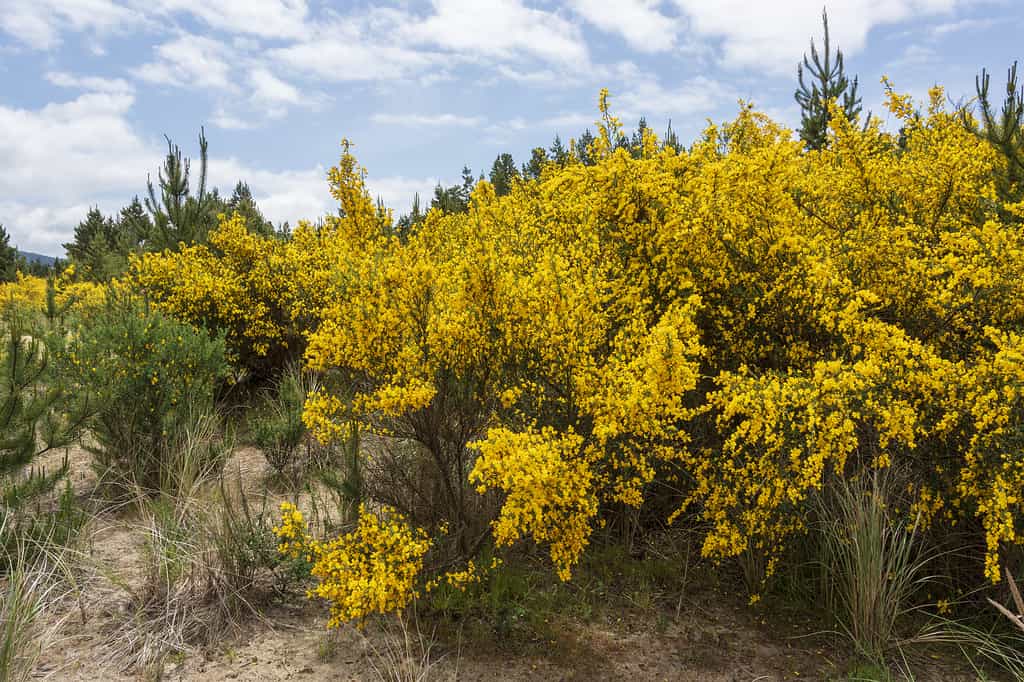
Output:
top-left (54, 266), bottom-right (107, 314)
top-left (0, 270), bottom-right (106, 319)
top-left (0, 274), bottom-right (46, 313)
top-left (273, 502), bottom-right (432, 627)
top-left (136, 84), bottom-right (1024, 589)
top-left (130, 213), bottom-right (299, 375)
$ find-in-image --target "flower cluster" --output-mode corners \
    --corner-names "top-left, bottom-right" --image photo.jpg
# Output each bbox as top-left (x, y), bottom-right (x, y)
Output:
top-left (274, 502), bottom-right (432, 628)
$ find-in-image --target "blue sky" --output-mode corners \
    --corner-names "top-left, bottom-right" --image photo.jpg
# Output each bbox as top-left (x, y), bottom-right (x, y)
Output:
top-left (0, 0), bottom-right (1019, 256)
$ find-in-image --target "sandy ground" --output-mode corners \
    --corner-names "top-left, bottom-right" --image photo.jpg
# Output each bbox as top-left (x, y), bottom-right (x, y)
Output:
top-left (26, 446), bottom-right (982, 682)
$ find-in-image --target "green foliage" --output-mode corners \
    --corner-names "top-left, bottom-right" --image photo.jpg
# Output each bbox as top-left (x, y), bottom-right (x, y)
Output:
top-left (967, 61), bottom-right (1024, 207)
top-left (817, 474), bottom-right (932, 663)
top-left (313, 420), bottom-right (362, 525)
top-left (62, 208), bottom-right (124, 281)
top-left (145, 129), bottom-right (218, 251)
top-left (0, 227), bottom-right (17, 283)
top-left (662, 120), bottom-right (682, 153)
top-left (549, 135), bottom-right (569, 166)
top-left (575, 129), bottom-right (596, 165)
top-left (252, 366), bottom-right (317, 478)
top-left (795, 9), bottom-right (863, 150)
top-left (62, 199), bottom-right (151, 282)
top-left (489, 153), bottom-right (519, 197)
top-left (430, 166), bottom-right (476, 215)
top-left (522, 147), bottom-right (549, 180)
top-left (0, 311), bottom-right (88, 513)
top-left (67, 296), bottom-right (229, 494)
top-left (226, 181), bottom-right (274, 237)
top-left (394, 192), bottom-right (425, 241)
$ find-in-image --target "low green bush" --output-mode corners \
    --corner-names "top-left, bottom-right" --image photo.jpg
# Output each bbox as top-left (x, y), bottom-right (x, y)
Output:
top-left (66, 296), bottom-right (229, 495)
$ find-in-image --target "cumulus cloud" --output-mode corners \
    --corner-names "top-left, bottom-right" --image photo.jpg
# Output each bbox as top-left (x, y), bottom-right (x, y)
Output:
top-left (133, 34), bottom-right (237, 90)
top-left (0, 0), bottom-right (140, 50)
top-left (0, 89), bottom-right (159, 254)
top-left (567, 0), bottom-right (678, 53)
top-left (402, 0), bottom-right (590, 68)
top-left (0, 80), bottom-right (439, 254)
top-left (148, 0), bottom-right (310, 40)
top-left (671, 0), bottom-right (969, 74)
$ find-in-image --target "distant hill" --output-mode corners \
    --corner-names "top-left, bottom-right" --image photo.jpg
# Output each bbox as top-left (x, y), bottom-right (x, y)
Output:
top-left (18, 250), bottom-right (57, 266)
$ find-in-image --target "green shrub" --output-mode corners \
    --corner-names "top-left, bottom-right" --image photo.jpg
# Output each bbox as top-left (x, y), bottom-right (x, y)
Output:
top-left (67, 296), bottom-right (228, 495)
top-left (251, 365), bottom-right (317, 478)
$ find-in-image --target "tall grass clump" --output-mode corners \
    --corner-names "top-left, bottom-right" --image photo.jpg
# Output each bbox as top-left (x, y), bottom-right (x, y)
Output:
top-left (110, 467), bottom-right (289, 669)
top-left (66, 295), bottom-right (228, 496)
top-left (0, 522), bottom-right (75, 682)
top-left (365, 612), bottom-right (452, 682)
top-left (817, 472), bottom-right (934, 663)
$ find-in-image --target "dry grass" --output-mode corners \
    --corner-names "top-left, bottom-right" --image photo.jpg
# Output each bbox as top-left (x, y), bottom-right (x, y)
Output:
top-left (989, 566), bottom-right (1024, 635)
top-left (98, 412), bottom-right (280, 672)
top-left (0, 521), bottom-right (78, 681)
top-left (364, 611), bottom-right (456, 682)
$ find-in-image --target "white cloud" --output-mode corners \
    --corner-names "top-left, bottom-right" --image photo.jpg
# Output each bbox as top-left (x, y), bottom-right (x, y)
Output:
top-left (0, 90), bottom-right (159, 255)
top-left (0, 92), bottom-right (157, 202)
top-left (931, 17), bottom-right (994, 35)
top-left (568, 0), bottom-right (678, 52)
top-left (0, 0), bottom-right (140, 50)
top-left (207, 157), bottom-right (330, 225)
top-left (149, 0), bottom-right (309, 40)
top-left (0, 201), bottom-right (105, 255)
top-left (671, 0), bottom-right (968, 74)
top-left (366, 176), bottom-right (443, 217)
top-left (371, 113), bottom-right (484, 127)
top-left (0, 83), bottom-right (339, 255)
top-left (210, 109), bottom-right (258, 130)
top-left (133, 34), bottom-right (236, 90)
top-left (270, 13), bottom-right (442, 82)
top-left (209, 157), bottom-right (438, 224)
top-left (403, 0), bottom-right (590, 68)
top-left (616, 74), bottom-right (733, 119)
top-left (45, 71), bottom-right (134, 94)
top-left (249, 68), bottom-right (301, 106)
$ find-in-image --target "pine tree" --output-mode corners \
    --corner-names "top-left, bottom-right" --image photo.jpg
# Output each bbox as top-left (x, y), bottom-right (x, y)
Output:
top-left (431, 183), bottom-right (467, 214)
top-left (117, 197), bottom-right (152, 252)
top-left (63, 208), bottom-right (122, 281)
top-left (0, 226), bottom-right (17, 283)
top-left (663, 120), bottom-right (682, 153)
top-left (626, 117), bottom-right (650, 158)
top-left (968, 61), bottom-right (1024, 207)
top-left (576, 129), bottom-right (596, 166)
top-left (489, 153), bottom-right (519, 197)
top-left (795, 9), bottom-right (862, 150)
top-left (522, 147), bottom-right (549, 180)
top-left (429, 166), bottom-right (476, 215)
top-left (394, 192), bottom-right (424, 241)
top-left (549, 135), bottom-right (569, 166)
top-left (145, 128), bottom-right (216, 250)
top-left (227, 181), bottom-right (274, 236)
top-left (0, 306), bottom-right (87, 515)
top-left (460, 166), bottom-right (476, 202)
